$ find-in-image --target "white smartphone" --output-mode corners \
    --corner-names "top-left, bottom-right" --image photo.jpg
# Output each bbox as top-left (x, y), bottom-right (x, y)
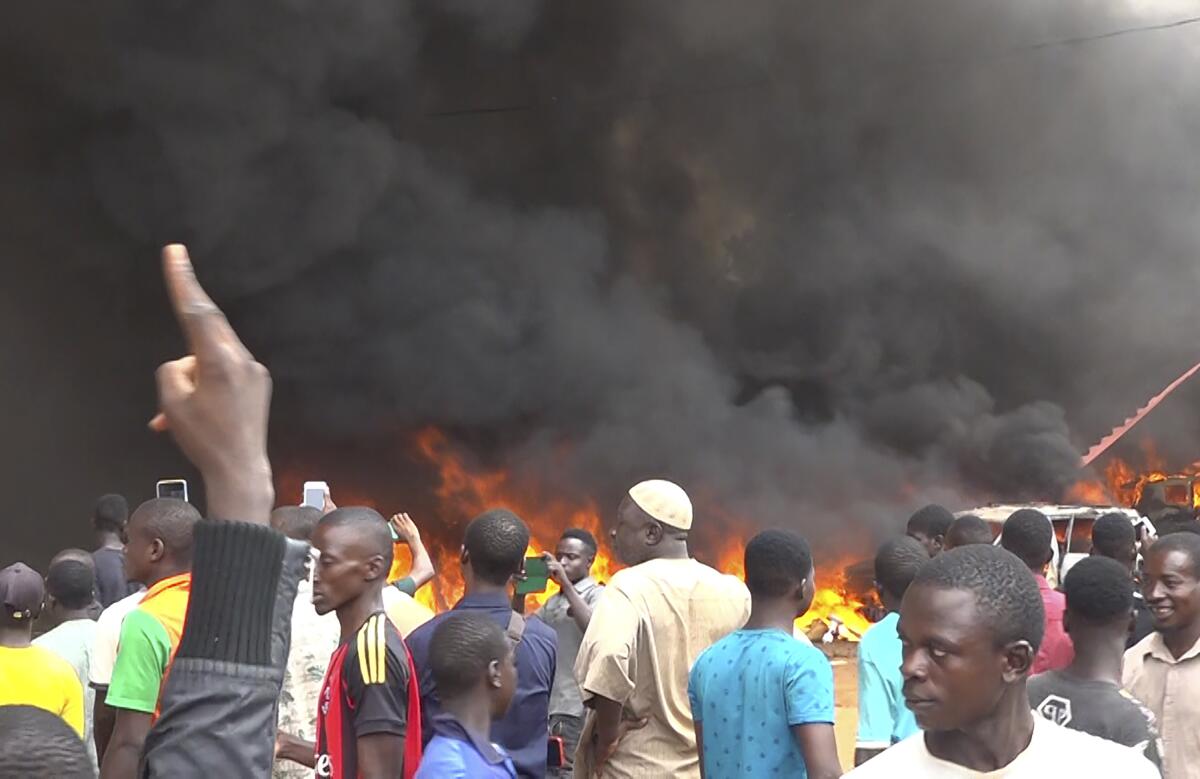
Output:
top-left (302, 481), bottom-right (329, 510)
top-left (156, 479), bottom-right (189, 503)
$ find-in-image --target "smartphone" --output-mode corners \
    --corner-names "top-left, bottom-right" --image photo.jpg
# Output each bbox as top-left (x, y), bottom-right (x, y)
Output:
top-left (302, 481), bottom-right (329, 510)
top-left (515, 556), bottom-right (550, 595)
top-left (546, 735), bottom-right (566, 768)
top-left (156, 479), bottom-right (189, 503)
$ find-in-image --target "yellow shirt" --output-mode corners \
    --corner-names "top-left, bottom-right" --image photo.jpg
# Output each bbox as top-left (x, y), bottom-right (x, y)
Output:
top-left (381, 586), bottom-right (434, 638)
top-left (574, 558), bottom-right (751, 779)
top-left (0, 644), bottom-right (85, 737)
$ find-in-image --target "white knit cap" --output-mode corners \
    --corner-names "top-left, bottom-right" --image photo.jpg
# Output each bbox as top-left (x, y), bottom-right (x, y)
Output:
top-left (628, 479), bottom-right (693, 531)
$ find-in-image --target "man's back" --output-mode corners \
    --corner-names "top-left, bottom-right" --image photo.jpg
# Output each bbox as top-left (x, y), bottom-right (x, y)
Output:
top-left (575, 557), bottom-right (751, 778)
top-left (688, 628), bottom-right (833, 777)
top-left (1032, 577), bottom-right (1073, 674)
top-left (92, 547), bottom-right (132, 608)
top-left (846, 716), bottom-right (1159, 777)
top-left (407, 592), bottom-right (557, 779)
top-left (1028, 670), bottom-right (1161, 769)
top-left (0, 643), bottom-right (85, 737)
top-left (35, 618), bottom-right (99, 771)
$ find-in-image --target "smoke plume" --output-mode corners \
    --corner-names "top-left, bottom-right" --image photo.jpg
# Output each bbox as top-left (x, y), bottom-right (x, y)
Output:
top-left (3, 0), bottom-right (1200, 564)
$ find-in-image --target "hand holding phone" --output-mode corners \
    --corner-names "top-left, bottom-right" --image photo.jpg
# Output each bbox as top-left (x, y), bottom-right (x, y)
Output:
top-left (515, 556), bottom-right (550, 595)
top-left (302, 481), bottom-right (329, 510)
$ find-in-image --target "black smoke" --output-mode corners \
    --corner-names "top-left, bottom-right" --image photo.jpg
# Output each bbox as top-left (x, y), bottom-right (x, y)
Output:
top-left (4, 1), bottom-right (1200, 566)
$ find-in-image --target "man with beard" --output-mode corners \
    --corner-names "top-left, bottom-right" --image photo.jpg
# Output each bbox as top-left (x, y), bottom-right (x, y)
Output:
top-left (847, 544), bottom-right (1156, 777)
top-left (275, 507), bottom-right (422, 779)
top-left (1124, 532), bottom-right (1200, 779)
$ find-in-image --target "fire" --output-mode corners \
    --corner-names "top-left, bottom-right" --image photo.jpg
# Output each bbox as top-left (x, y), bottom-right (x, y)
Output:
top-left (1068, 439), bottom-right (1200, 514)
top-left (716, 541), bottom-right (873, 641)
top-left (399, 428), bottom-right (877, 639)
top-left (406, 428), bottom-right (616, 613)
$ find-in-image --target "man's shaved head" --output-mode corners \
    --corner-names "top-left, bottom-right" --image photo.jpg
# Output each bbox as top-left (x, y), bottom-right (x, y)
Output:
top-left (129, 499), bottom-right (200, 563)
top-left (124, 498), bottom-right (201, 584)
top-left (310, 507), bottom-right (394, 615)
top-left (318, 507), bottom-right (394, 561)
top-left (270, 505), bottom-right (323, 542)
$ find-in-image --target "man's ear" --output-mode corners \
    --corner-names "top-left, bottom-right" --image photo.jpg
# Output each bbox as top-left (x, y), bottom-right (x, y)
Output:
top-left (487, 659), bottom-right (502, 690)
top-left (645, 521), bottom-right (664, 547)
top-left (460, 545), bottom-right (469, 567)
top-left (1001, 640), bottom-right (1036, 682)
top-left (1062, 608), bottom-right (1073, 636)
top-left (149, 538), bottom-right (166, 563)
top-left (365, 554), bottom-right (388, 581)
top-left (933, 534), bottom-right (945, 553)
top-left (1127, 607), bottom-right (1137, 638)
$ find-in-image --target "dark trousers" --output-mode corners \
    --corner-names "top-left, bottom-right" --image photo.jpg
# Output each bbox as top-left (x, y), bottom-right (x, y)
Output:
top-left (549, 713), bottom-right (584, 777)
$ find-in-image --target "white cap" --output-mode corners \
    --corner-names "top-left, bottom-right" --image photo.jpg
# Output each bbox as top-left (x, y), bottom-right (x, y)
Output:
top-left (628, 479), bottom-right (693, 531)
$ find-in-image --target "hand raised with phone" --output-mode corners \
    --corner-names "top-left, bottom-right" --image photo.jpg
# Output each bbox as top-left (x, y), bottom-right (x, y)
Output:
top-left (149, 244), bottom-right (274, 523)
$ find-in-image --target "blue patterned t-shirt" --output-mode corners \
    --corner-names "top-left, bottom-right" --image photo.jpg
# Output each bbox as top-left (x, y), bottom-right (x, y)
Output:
top-left (687, 628), bottom-right (835, 778)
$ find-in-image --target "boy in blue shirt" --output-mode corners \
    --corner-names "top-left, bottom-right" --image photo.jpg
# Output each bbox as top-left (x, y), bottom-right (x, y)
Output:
top-left (415, 613), bottom-right (519, 778)
top-left (688, 529), bottom-right (843, 778)
top-left (854, 535), bottom-right (929, 765)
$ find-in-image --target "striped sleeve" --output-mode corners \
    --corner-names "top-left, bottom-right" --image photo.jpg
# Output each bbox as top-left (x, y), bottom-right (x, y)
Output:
top-left (345, 613), bottom-right (410, 738)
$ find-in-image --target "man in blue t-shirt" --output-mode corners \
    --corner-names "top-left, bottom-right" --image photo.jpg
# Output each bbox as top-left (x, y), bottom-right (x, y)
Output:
top-left (416, 613), bottom-right (519, 779)
top-left (854, 536), bottom-right (929, 765)
top-left (688, 529), bottom-right (842, 778)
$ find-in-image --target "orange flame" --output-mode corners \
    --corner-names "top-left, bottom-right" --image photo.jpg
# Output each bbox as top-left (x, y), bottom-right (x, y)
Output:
top-left (1068, 440), bottom-right (1200, 512)
top-left (280, 428), bottom-right (877, 639)
top-left (407, 428), bottom-right (616, 613)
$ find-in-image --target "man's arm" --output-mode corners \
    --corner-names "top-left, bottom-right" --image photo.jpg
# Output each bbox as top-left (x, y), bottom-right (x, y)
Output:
top-left (93, 692), bottom-right (116, 759)
top-left (138, 245), bottom-right (295, 778)
top-left (390, 513), bottom-right (435, 590)
top-left (100, 710), bottom-right (153, 779)
top-left (275, 732), bottom-right (317, 769)
top-left (792, 723), bottom-right (842, 779)
top-left (357, 733), bottom-right (405, 779)
top-left (544, 555), bottom-right (594, 632)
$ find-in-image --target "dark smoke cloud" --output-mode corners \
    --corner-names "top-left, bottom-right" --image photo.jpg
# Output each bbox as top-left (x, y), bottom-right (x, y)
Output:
top-left (3, 0), bottom-right (1200, 565)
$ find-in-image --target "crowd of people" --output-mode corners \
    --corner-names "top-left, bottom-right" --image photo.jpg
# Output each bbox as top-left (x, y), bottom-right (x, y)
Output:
top-left (1, 245), bottom-right (1199, 779)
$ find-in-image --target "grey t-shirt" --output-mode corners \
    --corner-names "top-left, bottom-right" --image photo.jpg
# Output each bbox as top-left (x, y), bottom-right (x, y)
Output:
top-left (1029, 670), bottom-right (1162, 770)
top-left (535, 576), bottom-right (604, 718)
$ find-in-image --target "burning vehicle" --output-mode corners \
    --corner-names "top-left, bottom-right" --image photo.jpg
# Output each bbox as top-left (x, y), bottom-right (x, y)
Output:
top-left (965, 504), bottom-right (1148, 587)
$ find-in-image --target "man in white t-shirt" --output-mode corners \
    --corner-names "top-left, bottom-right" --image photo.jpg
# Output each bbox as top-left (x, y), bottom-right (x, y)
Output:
top-left (847, 544), bottom-right (1157, 778)
top-left (88, 586), bottom-right (144, 761)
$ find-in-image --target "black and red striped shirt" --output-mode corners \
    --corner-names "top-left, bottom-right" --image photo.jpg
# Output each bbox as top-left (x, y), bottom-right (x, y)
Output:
top-left (314, 612), bottom-right (422, 778)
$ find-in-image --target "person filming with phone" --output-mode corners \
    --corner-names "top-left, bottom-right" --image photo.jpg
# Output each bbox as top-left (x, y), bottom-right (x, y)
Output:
top-left (534, 529), bottom-right (605, 776)
top-left (406, 509), bottom-right (557, 778)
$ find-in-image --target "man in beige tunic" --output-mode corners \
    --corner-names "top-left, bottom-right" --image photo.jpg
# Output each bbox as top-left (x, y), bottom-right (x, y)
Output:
top-left (574, 480), bottom-right (751, 778)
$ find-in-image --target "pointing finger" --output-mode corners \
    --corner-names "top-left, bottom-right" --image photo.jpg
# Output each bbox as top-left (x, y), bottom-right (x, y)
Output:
top-left (161, 244), bottom-right (252, 361)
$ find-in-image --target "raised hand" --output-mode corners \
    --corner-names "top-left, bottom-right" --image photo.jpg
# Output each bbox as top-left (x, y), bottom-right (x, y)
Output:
top-left (389, 512), bottom-right (421, 545)
top-left (150, 244), bottom-right (274, 523)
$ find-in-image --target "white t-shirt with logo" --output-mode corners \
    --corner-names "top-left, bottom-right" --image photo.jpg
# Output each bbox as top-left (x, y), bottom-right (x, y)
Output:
top-left (846, 715), bottom-right (1159, 778)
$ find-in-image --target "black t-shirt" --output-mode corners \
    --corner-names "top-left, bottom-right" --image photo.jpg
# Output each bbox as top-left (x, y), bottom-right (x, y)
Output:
top-left (315, 612), bottom-right (412, 779)
top-left (1129, 592), bottom-right (1155, 649)
top-left (92, 547), bottom-right (135, 608)
top-left (1028, 670), bottom-right (1162, 770)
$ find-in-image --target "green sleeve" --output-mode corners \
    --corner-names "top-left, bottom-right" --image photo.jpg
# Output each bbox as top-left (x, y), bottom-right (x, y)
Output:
top-left (393, 576), bottom-right (416, 597)
top-left (106, 609), bottom-right (171, 713)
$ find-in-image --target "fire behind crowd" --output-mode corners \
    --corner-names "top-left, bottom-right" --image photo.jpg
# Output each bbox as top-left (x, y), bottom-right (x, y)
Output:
top-left (4, 1), bottom-right (1200, 778)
